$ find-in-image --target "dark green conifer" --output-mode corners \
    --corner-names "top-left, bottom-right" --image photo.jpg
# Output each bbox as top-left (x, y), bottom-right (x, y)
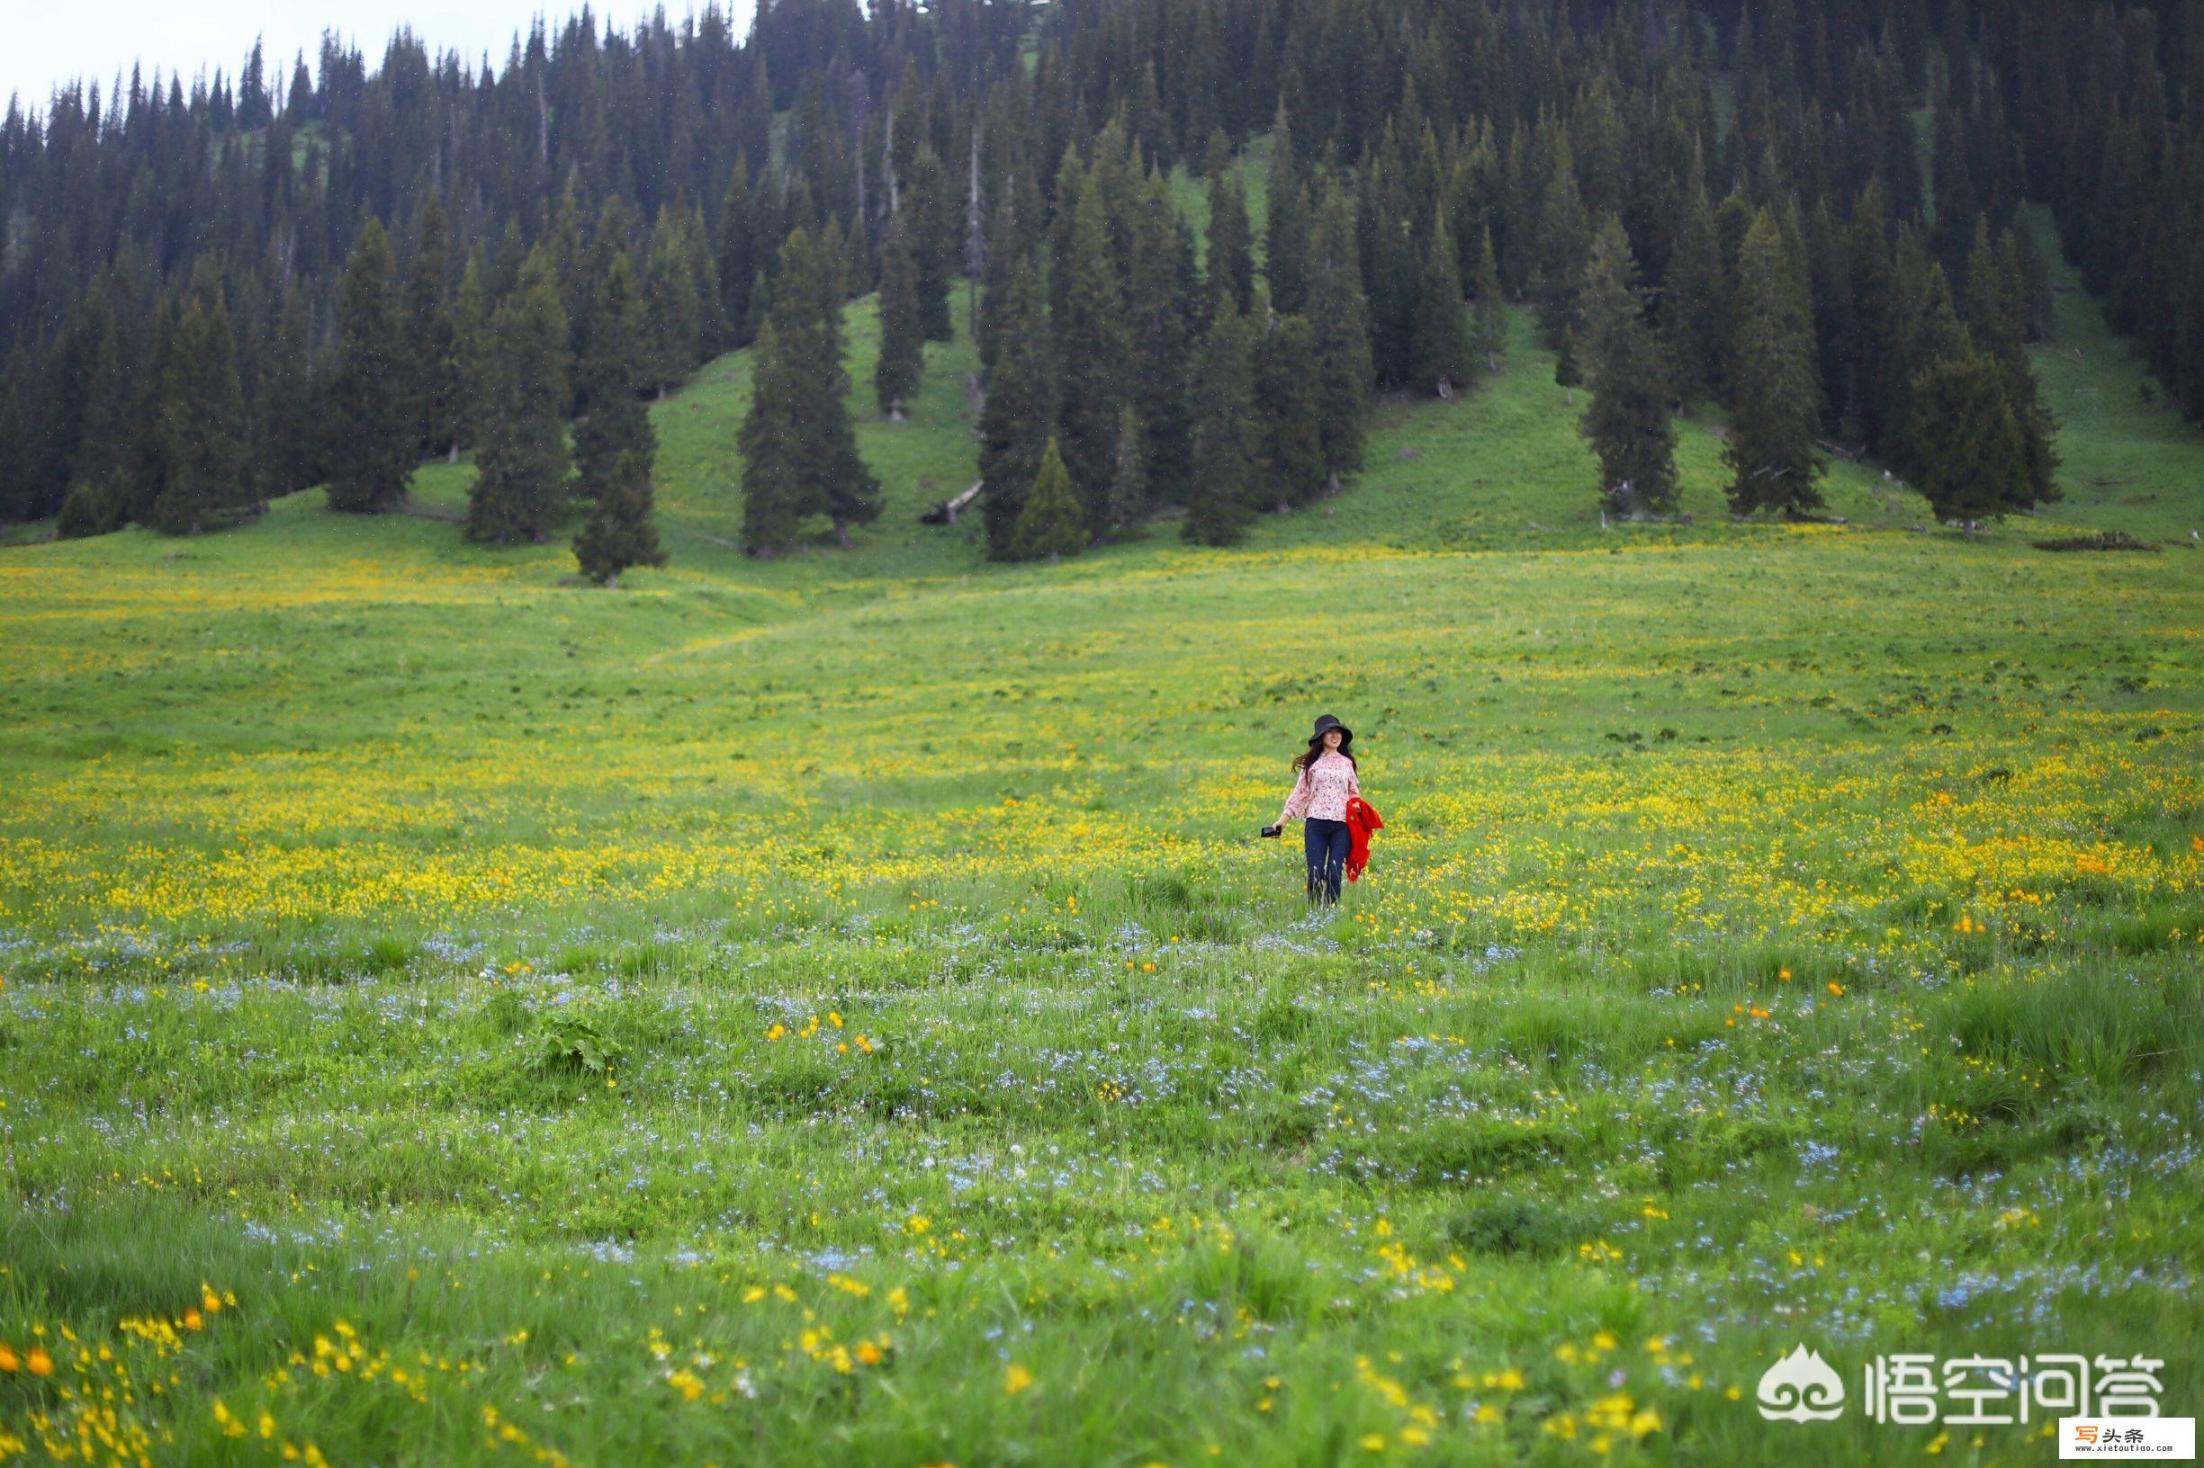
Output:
top-left (1409, 216), bottom-right (1474, 396)
top-left (326, 219), bottom-right (414, 513)
top-left (263, 283), bottom-right (320, 486)
top-left (573, 449), bottom-right (667, 584)
top-left (1265, 102), bottom-right (1310, 314)
top-left (738, 318), bottom-right (805, 555)
top-left (1206, 172), bottom-right (1254, 318)
top-left (739, 227), bottom-right (880, 553)
top-left (687, 202), bottom-right (732, 359)
top-left (450, 250), bottom-right (492, 454)
top-left (1056, 182), bottom-right (1131, 523)
top-left (467, 248), bottom-right (570, 544)
top-left (573, 252), bottom-right (654, 499)
top-left (908, 146), bottom-right (958, 342)
top-left (1909, 349), bottom-right (2032, 529)
top-left (1471, 225), bottom-right (1507, 369)
top-left (1725, 210), bottom-right (1825, 515)
top-left (1307, 180), bottom-right (1372, 491)
top-left (1964, 221), bottom-right (2062, 508)
top-left (149, 276), bottom-right (248, 534)
top-left (1662, 149), bottom-right (1728, 403)
top-left (978, 257), bottom-right (1056, 560)
top-left (1182, 300), bottom-right (1258, 546)
top-left (874, 212), bottom-right (924, 418)
top-left (403, 198), bottom-right (460, 459)
top-left (1578, 221), bottom-right (1677, 516)
top-left (1255, 309), bottom-right (1326, 507)
top-left (1104, 405), bottom-right (1149, 537)
top-left (1121, 177), bottom-right (1198, 506)
top-left (64, 274), bottom-right (156, 531)
top-left (643, 206), bottom-right (702, 397)
top-left (718, 159), bottom-right (757, 348)
top-left (1532, 142), bottom-right (1593, 348)
top-left (1010, 437), bottom-right (1089, 561)
top-left (1554, 329), bottom-right (1582, 390)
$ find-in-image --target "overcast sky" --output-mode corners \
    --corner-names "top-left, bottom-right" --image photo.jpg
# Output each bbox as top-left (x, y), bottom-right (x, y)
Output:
top-left (7, 1), bottom-right (757, 116)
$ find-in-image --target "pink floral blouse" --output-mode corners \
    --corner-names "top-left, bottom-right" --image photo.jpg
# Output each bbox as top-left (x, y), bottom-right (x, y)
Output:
top-left (1278, 751), bottom-right (1361, 824)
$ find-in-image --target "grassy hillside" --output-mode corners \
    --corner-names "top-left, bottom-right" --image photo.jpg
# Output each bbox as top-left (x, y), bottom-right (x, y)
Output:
top-left (1, 239), bottom-right (2201, 1465)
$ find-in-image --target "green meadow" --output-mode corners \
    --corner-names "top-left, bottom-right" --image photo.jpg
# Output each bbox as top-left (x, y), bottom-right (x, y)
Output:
top-left (1, 236), bottom-right (2201, 1465)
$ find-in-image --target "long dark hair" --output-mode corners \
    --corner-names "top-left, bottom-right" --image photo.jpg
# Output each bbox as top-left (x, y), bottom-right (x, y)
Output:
top-left (1292, 729), bottom-right (1356, 774)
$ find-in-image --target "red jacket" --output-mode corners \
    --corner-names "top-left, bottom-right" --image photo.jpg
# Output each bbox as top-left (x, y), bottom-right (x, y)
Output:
top-left (1345, 796), bottom-right (1385, 881)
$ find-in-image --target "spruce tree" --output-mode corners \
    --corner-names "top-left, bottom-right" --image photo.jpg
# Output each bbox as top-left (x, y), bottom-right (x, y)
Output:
top-left (467, 249), bottom-right (570, 545)
top-left (1532, 150), bottom-right (1593, 348)
top-left (1554, 329), bottom-right (1582, 390)
top-left (1056, 182), bottom-right (1131, 523)
top-left (573, 251), bottom-right (654, 499)
top-left (1264, 100), bottom-right (1309, 314)
top-left (1881, 241), bottom-right (1975, 477)
top-left (573, 449), bottom-right (667, 585)
top-left (1359, 125), bottom-right (1421, 382)
top-left (1104, 405), bottom-right (1149, 537)
top-left (264, 283), bottom-right (320, 488)
top-left (1182, 299), bottom-right (1258, 546)
top-left (739, 319), bottom-right (805, 555)
top-left (1267, 178), bottom-right (1311, 316)
top-left (1122, 178), bottom-right (1198, 507)
top-left (1205, 172), bottom-right (1254, 318)
top-left (326, 218), bottom-right (414, 513)
top-left (1662, 151), bottom-right (1729, 404)
top-left (688, 201), bottom-right (732, 359)
top-left (149, 283), bottom-right (248, 534)
top-left (64, 275), bottom-right (155, 531)
top-left (1909, 348), bottom-right (2032, 529)
top-left (1470, 225), bottom-right (1506, 369)
top-left (978, 257), bottom-right (1056, 560)
top-left (450, 249), bottom-right (491, 456)
top-left (909, 146), bottom-right (958, 341)
top-left (1578, 220), bottom-right (1678, 517)
top-left (1255, 310), bottom-right (1326, 508)
top-left (1307, 179), bottom-right (1372, 491)
top-left (1010, 437), bottom-right (1089, 561)
top-left (1725, 210), bottom-right (1825, 516)
top-left (874, 212), bottom-right (924, 419)
top-left (1409, 216), bottom-right (1473, 396)
top-left (403, 198), bottom-right (460, 459)
top-left (718, 160), bottom-right (757, 349)
top-left (1964, 221), bottom-right (2062, 508)
top-left (739, 227), bottom-right (880, 553)
top-left (644, 207), bottom-right (702, 397)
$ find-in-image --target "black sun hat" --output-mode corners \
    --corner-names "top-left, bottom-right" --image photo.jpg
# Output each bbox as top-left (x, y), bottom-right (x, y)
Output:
top-left (1311, 713), bottom-right (1353, 743)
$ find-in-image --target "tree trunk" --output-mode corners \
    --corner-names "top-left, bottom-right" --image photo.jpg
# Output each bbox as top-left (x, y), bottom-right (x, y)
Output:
top-left (605, 571), bottom-right (619, 590)
top-left (835, 520), bottom-right (851, 549)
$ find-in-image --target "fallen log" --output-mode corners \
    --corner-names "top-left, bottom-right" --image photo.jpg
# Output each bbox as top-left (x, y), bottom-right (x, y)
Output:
top-left (921, 479), bottom-right (985, 525)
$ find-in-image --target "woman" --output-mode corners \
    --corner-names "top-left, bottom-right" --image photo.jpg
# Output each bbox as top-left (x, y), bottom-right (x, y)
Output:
top-left (1262, 713), bottom-right (1361, 905)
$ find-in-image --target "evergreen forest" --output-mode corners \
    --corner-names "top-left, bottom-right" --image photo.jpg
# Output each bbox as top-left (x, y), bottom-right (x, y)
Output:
top-left (4, 0), bottom-right (2202, 559)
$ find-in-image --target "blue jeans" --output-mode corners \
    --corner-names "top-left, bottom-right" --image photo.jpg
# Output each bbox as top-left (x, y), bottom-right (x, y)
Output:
top-left (1304, 818), bottom-right (1349, 904)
